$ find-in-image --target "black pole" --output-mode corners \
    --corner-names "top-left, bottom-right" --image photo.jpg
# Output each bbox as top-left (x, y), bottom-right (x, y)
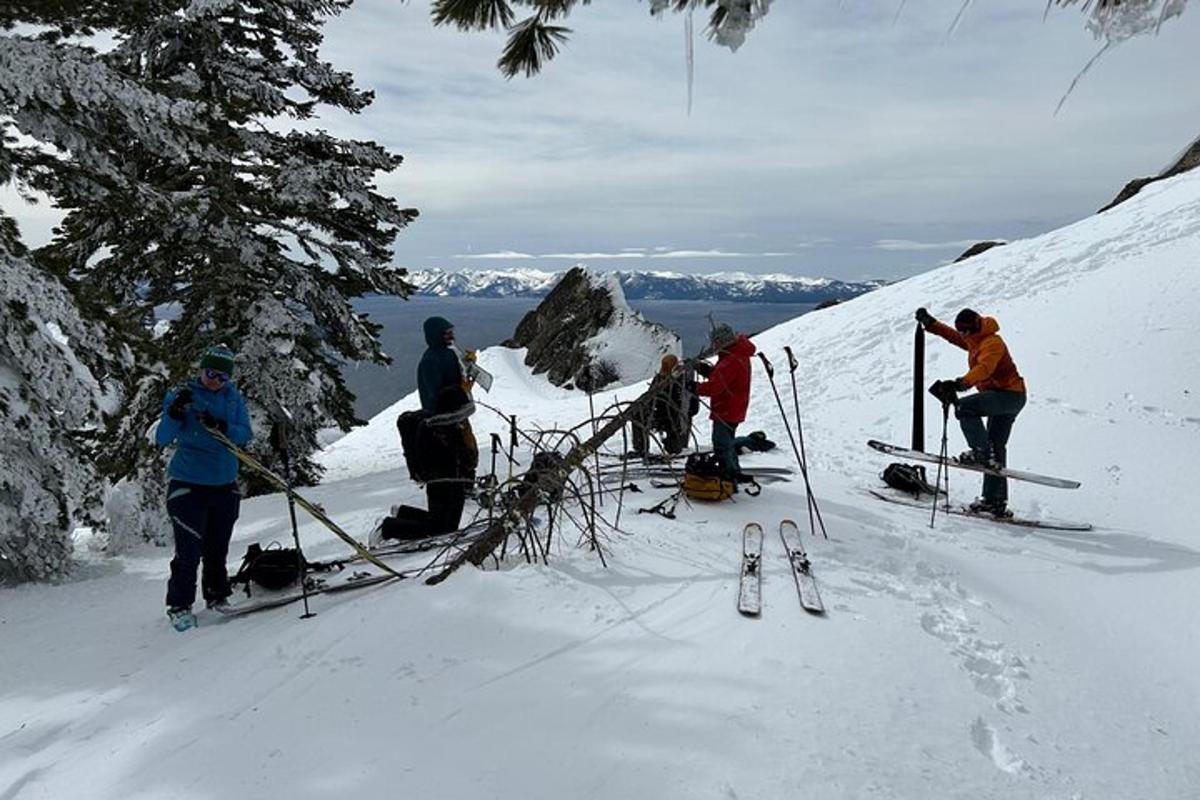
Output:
top-left (508, 415), bottom-right (518, 482)
top-left (913, 324), bottom-right (925, 451)
top-left (758, 352), bottom-right (828, 539)
top-left (270, 415), bottom-right (314, 619)
top-left (930, 401), bottom-right (951, 529)
top-left (783, 346), bottom-right (820, 538)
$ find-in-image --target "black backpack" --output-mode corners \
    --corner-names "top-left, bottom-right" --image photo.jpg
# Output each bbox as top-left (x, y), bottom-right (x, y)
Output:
top-left (396, 409), bottom-right (433, 482)
top-left (231, 543), bottom-right (308, 592)
top-left (881, 462), bottom-right (939, 498)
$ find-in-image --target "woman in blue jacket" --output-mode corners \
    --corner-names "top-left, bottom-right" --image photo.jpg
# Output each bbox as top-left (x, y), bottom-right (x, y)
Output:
top-left (155, 345), bottom-right (253, 630)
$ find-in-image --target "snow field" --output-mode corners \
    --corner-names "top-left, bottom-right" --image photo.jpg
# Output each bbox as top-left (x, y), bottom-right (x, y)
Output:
top-left (3, 172), bottom-right (1200, 798)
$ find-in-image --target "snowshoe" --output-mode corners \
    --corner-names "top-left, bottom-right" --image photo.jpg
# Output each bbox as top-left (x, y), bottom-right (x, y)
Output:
top-left (167, 606), bottom-right (197, 632)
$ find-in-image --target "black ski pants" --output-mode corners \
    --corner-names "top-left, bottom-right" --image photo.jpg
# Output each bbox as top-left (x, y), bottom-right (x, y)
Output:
top-left (165, 480), bottom-right (240, 609)
top-left (382, 480), bottom-right (468, 541)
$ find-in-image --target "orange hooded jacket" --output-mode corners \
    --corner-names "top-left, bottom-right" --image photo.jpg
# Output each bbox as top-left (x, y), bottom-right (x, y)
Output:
top-left (927, 317), bottom-right (1026, 394)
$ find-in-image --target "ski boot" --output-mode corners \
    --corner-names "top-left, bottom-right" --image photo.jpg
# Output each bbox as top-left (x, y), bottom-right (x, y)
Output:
top-left (956, 448), bottom-right (1000, 469)
top-left (968, 499), bottom-right (1013, 519)
top-left (167, 606), bottom-right (197, 632)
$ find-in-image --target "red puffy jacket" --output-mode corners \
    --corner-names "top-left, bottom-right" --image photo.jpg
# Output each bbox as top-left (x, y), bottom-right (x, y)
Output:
top-left (695, 335), bottom-right (756, 423)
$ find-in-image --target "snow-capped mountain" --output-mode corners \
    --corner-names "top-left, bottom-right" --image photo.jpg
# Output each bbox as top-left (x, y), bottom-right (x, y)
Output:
top-left (405, 267), bottom-right (882, 303)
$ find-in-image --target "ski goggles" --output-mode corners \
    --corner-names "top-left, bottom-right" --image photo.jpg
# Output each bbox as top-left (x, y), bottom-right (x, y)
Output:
top-left (203, 368), bottom-right (230, 384)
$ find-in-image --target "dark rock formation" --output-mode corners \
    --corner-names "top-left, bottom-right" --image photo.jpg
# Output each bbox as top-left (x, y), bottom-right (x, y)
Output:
top-left (954, 241), bottom-right (1006, 263)
top-left (503, 267), bottom-right (678, 390)
top-left (1100, 135), bottom-right (1200, 213)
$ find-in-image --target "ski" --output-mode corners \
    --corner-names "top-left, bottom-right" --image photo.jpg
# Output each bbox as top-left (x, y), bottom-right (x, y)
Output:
top-left (211, 571), bottom-right (399, 619)
top-left (738, 523), bottom-right (763, 616)
top-left (868, 489), bottom-right (1094, 531)
top-left (866, 439), bottom-right (1081, 489)
top-left (779, 519), bottom-right (825, 614)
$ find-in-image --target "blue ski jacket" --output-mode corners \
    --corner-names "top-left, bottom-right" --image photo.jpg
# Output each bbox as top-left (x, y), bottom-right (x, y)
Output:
top-left (155, 378), bottom-right (253, 485)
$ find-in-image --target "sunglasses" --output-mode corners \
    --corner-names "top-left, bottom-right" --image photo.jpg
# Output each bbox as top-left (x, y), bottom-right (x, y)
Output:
top-left (203, 368), bottom-right (230, 383)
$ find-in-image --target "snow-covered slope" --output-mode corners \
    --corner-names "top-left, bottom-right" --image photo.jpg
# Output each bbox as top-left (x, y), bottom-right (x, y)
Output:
top-left (4, 173), bottom-right (1200, 800)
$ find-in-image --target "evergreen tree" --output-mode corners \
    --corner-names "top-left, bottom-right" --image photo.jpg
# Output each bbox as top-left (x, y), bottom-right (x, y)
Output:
top-left (34, 1), bottom-right (417, 539)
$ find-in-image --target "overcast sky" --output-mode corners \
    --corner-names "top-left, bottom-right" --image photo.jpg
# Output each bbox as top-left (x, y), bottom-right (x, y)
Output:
top-left (7, 1), bottom-right (1199, 281)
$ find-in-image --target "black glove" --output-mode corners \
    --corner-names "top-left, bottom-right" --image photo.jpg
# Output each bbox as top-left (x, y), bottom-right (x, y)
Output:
top-left (200, 410), bottom-right (227, 433)
top-left (167, 388), bottom-right (193, 420)
top-left (928, 379), bottom-right (960, 405)
top-left (692, 361), bottom-right (713, 378)
top-left (915, 307), bottom-right (935, 328)
top-left (954, 377), bottom-right (969, 392)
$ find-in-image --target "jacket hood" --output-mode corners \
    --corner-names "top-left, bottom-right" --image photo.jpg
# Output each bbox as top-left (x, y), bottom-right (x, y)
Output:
top-left (423, 316), bottom-right (454, 348)
top-left (966, 316), bottom-right (1000, 342)
top-left (725, 335), bottom-right (757, 357)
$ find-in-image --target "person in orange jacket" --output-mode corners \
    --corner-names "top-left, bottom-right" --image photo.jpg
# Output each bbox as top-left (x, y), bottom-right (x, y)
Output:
top-left (916, 307), bottom-right (1027, 516)
top-left (693, 323), bottom-right (756, 480)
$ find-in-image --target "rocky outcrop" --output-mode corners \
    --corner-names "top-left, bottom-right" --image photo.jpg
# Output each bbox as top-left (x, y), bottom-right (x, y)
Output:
top-left (1100, 134), bottom-right (1200, 213)
top-left (954, 241), bottom-right (1006, 263)
top-left (503, 267), bottom-right (680, 391)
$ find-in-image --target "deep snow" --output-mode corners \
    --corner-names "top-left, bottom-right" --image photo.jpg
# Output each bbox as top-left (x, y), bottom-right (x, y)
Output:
top-left (3, 172), bottom-right (1200, 799)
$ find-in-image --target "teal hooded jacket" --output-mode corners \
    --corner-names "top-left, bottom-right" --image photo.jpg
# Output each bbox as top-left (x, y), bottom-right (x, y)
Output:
top-left (417, 316), bottom-right (464, 413)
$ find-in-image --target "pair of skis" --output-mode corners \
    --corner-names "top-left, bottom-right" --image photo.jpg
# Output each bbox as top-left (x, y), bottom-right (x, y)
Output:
top-left (738, 520), bottom-right (824, 617)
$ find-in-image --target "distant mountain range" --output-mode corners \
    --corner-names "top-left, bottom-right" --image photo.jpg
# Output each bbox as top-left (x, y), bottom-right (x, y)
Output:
top-left (404, 268), bottom-right (884, 304)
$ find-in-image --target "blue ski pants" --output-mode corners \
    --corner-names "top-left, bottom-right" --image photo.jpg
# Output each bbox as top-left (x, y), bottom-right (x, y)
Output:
top-left (712, 420), bottom-right (740, 478)
top-left (165, 480), bottom-right (241, 609)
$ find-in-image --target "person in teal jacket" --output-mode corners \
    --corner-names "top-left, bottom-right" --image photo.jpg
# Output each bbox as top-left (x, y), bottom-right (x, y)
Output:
top-left (417, 316), bottom-right (464, 413)
top-left (155, 345), bottom-right (253, 630)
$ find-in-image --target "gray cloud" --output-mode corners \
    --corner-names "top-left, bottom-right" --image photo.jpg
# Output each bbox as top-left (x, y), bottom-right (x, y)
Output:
top-left (4, 0), bottom-right (1196, 283)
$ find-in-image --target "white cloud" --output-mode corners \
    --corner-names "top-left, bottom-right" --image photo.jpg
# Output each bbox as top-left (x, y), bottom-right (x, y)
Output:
top-left (872, 239), bottom-right (981, 252)
top-left (453, 250), bottom-right (537, 260)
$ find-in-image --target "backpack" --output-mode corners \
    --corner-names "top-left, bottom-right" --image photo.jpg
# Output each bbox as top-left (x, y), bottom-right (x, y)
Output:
top-left (231, 543), bottom-right (308, 592)
top-left (396, 409), bottom-right (433, 482)
top-left (881, 462), bottom-right (938, 498)
top-left (682, 452), bottom-right (736, 502)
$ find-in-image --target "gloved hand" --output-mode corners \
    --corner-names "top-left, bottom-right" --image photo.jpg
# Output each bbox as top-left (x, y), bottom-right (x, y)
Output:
top-left (463, 349), bottom-right (477, 363)
top-left (954, 377), bottom-right (969, 392)
top-left (692, 361), bottom-right (713, 378)
top-left (167, 388), bottom-right (193, 420)
top-left (915, 307), bottom-right (935, 328)
top-left (928, 379), bottom-right (960, 405)
top-left (200, 410), bottom-right (227, 433)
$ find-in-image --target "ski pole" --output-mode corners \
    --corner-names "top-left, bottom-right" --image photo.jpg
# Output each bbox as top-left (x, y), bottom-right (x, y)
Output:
top-left (783, 346), bottom-right (821, 539)
top-left (758, 352), bottom-right (828, 538)
top-left (269, 409), bottom-right (314, 619)
top-left (930, 400), bottom-right (952, 528)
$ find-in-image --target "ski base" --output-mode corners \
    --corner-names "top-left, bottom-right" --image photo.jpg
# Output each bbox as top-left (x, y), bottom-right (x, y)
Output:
top-left (779, 519), bottom-right (825, 614)
top-left (738, 523), bottom-right (764, 616)
top-left (868, 489), bottom-right (1093, 531)
top-left (866, 439), bottom-right (1081, 489)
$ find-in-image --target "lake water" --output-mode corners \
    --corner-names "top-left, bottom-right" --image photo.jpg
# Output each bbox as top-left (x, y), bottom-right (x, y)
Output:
top-left (344, 296), bottom-right (817, 418)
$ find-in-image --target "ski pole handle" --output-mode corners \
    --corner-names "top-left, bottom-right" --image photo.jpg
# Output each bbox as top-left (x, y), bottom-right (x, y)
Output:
top-left (784, 346), bottom-right (798, 373)
top-left (491, 433), bottom-right (501, 454)
top-left (757, 351), bottom-right (774, 379)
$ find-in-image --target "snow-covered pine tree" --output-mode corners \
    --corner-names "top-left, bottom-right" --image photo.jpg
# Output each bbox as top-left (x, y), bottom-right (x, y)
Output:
top-left (1, 20), bottom-right (214, 570)
top-left (33, 1), bottom-right (416, 535)
top-left (0, 212), bottom-right (129, 583)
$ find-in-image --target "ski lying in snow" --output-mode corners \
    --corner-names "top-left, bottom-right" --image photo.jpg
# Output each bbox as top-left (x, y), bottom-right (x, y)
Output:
top-left (779, 519), bottom-right (825, 614)
top-left (867, 489), bottom-right (1094, 531)
top-left (212, 571), bottom-right (400, 619)
top-left (738, 523), bottom-right (764, 616)
top-left (866, 440), bottom-right (1081, 489)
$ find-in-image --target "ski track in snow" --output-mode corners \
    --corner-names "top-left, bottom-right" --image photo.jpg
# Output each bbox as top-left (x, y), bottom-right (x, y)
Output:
top-left (6, 173), bottom-right (1200, 798)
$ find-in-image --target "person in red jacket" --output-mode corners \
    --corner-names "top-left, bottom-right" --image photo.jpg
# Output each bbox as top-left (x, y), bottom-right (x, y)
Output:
top-left (694, 323), bottom-right (756, 480)
top-left (917, 306), bottom-right (1027, 517)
